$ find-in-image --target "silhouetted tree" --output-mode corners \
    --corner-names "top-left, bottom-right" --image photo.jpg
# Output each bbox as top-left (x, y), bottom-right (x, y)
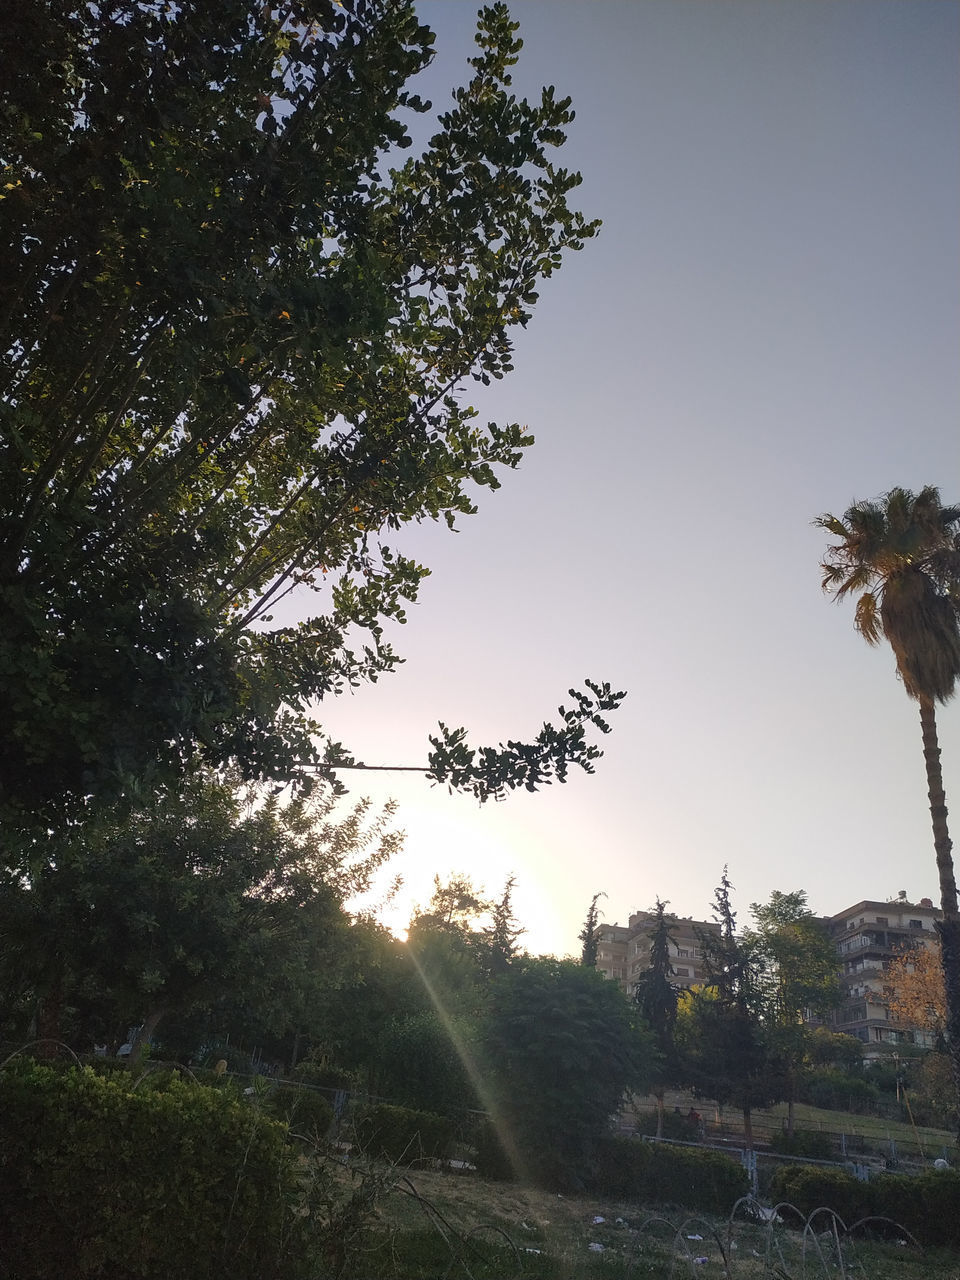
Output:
top-left (579, 892), bottom-right (606, 966)
top-left (682, 869), bottom-right (787, 1148)
top-left (634, 898), bottom-right (680, 1137)
top-left (484, 875), bottom-right (525, 976)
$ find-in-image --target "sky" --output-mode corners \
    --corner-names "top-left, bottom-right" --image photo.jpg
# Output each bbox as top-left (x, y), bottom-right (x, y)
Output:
top-left (308, 1), bottom-right (959, 954)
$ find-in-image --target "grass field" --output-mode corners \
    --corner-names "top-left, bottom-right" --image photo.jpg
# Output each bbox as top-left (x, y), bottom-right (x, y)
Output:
top-left (334, 1160), bottom-right (960, 1279)
top-left (628, 1088), bottom-right (956, 1164)
top-left (327, 1092), bottom-right (959, 1277)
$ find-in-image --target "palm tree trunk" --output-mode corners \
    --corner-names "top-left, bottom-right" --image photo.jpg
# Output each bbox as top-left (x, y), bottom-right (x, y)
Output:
top-left (918, 697), bottom-right (960, 1145)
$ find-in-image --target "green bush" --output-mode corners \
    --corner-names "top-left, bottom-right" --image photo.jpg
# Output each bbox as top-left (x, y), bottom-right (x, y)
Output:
top-left (590, 1136), bottom-right (749, 1214)
top-left (769, 1128), bottom-right (834, 1160)
top-left (868, 1169), bottom-right (960, 1247)
top-left (472, 1116), bottom-right (515, 1181)
top-left (293, 1057), bottom-right (357, 1091)
top-left (353, 1102), bottom-right (455, 1164)
top-left (769, 1162), bottom-right (960, 1247)
top-left (0, 1060), bottom-right (310, 1280)
top-left (800, 1069), bottom-right (883, 1114)
top-left (768, 1164), bottom-right (868, 1224)
top-left (261, 1082), bottom-right (335, 1140)
top-left (633, 1107), bottom-right (698, 1141)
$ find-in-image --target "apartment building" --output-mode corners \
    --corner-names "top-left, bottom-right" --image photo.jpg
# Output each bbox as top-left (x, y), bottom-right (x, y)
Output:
top-left (595, 891), bottom-right (942, 1057)
top-left (823, 894), bottom-right (940, 1051)
top-left (595, 910), bottom-right (721, 996)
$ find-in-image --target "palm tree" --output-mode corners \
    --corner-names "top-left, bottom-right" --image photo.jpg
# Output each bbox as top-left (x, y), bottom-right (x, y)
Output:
top-left (817, 485), bottom-right (960, 1135)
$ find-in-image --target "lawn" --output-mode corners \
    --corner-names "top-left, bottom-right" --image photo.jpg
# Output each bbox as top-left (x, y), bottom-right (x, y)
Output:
top-left (331, 1159), bottom-right (959, 1279)
top-left (628, 1088), bottom-right (955, 1164)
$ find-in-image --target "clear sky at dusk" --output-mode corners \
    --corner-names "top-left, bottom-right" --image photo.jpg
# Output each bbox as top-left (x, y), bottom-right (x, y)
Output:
top-left (308, 1), bottom-right (960, 953)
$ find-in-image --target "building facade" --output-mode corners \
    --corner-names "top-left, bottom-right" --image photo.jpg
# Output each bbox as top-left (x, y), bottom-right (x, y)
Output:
top-left (594, 891), bottom-right (942, 1056)
top-left (822, 894), bottom-right (940, 1051)
top-left (595, 910), bottom-right (721, 996)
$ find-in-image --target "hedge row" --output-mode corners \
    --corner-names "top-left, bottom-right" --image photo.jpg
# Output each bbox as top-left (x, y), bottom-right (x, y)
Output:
top-left (590, 1136), bottom-right (750, 1215)
top-left (0, 1060), bottom-right (312, 1280)
top-left (769, 1163), bottom-right (960, 1247)
top-left (768, 1128), bottom-right (834, 1161)
top-left (352, 1102), bottom-right (455, 1164)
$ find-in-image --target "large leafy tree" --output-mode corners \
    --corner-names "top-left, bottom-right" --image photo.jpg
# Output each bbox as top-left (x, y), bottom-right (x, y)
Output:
top-left (0, 0), bottom-right (621, 831)
top-left (404, 872), bottom-right (489, 1012)
top-left (479, 957), bottom-right (654, 1188)
top-left (0, 776), bottom-right (400, 1056)
top-left (747, 889), bottom-right (839, 1136)
top-left (817, 485), bottom-right (960, 1135)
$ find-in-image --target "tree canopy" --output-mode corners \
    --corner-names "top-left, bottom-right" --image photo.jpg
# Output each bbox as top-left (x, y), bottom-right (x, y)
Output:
top-left (578, 891), bottom-right (605, 966)
top-left (0, 775), bottom-right (401, 1054)
top-left (0, 0), bottom-right (622, 830)
top-left (479, 957), bottom-right (654, 1187)
top-left (680, 871), bottom-right (789, 1146)
top-left (884, 938), bottom-right (947, 1045)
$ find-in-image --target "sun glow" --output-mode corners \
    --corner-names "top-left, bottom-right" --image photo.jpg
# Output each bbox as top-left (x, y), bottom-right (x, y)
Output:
top-left (405, 940), bottom-right (529, 1183)
top-left (349, 795), bottom-right (571, 954)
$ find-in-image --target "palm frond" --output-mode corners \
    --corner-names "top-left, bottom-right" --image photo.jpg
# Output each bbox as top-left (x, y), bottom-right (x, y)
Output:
top-left (813, 513), bottom-right (851, 539)
top-left (817, 485), bottom-right (960, 703)
top-left (853, 592), bottom-right (882, 644)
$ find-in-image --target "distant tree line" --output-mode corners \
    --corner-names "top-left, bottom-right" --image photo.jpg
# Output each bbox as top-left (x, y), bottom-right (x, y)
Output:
top-left (579, 870), bottom-right (957, 1142)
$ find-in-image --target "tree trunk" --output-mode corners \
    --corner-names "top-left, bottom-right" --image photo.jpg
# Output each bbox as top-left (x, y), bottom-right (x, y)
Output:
top-left (918, 698), bottom-right (960, 1145)
top-left (35, 968), bottom-right (64, 1059)
top-left (742, 1105), bottom-right (754, 1151)
top-left (126, 1008), bottom-right (165, 1067)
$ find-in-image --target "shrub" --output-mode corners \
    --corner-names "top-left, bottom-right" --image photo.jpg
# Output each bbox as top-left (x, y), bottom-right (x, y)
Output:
top-left (769, 1128), bottom-right (834, 1160)
top-left (293, 1057), bottom-right (357, 1091)
top-left (634, 1107), bottom-right (698, 1141)
top-left (473, 1117), bottom-right (515, 1181)
top-left (769, 1162), bottom-right (960, 1247)
top-left (868, 1169), bottom-right (960, 1247)
top-left (800, 1069), bottom-right (882, 1114)
top-left (590, 1136), bottom-right (749, 1214)
top-left (767, 1164), bottom-right (868, 1224)
top-left (0, 1060), bottom-right (311, 1280)
top-left (261, 1083), bottom-right (335, 1141)
top-left (353, 1103), bottom-right (454, 1164)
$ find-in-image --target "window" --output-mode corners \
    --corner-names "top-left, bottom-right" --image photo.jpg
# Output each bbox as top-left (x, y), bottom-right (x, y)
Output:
top-left (875, 916), bottom-right (888, 926)
top-left (675, 967), bottom-right (690, 977)
top-left (909, 920), bottom-right (924, 930)
top-left (677, 949), bottom-right (689, 958)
